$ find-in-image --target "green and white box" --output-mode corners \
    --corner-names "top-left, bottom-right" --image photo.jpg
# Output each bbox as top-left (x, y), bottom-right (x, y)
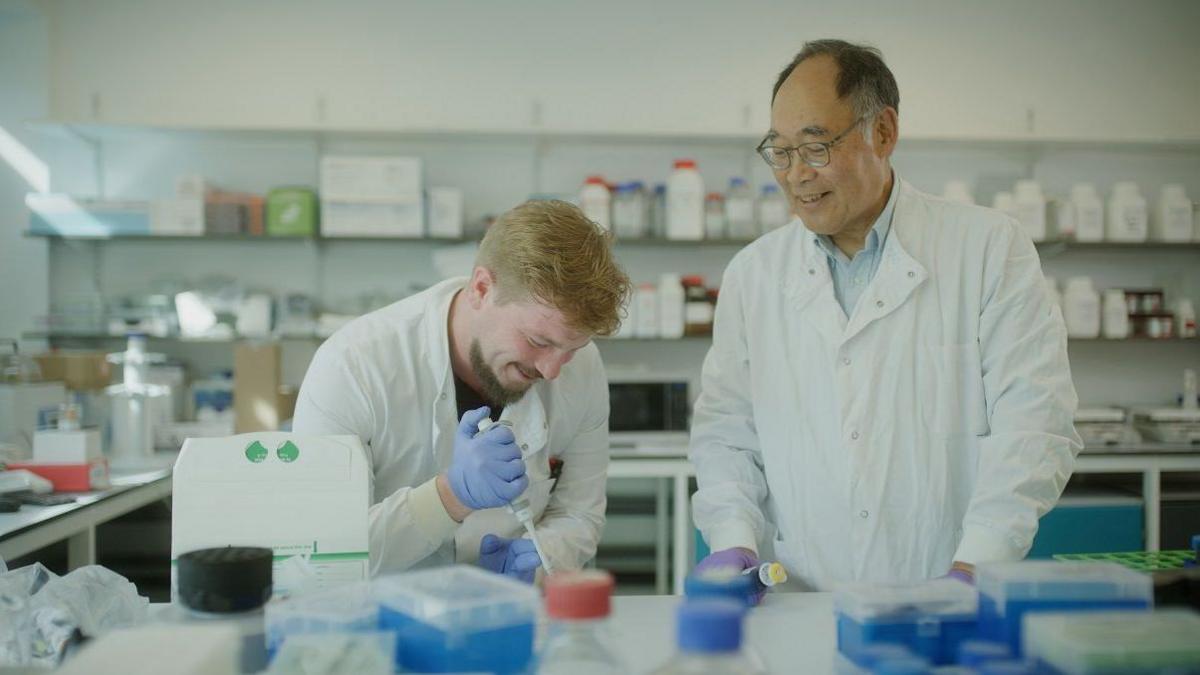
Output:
top-left (171, 432), bottom-right (370, 598)
top-left (266, 187), bottom-right (318, 237)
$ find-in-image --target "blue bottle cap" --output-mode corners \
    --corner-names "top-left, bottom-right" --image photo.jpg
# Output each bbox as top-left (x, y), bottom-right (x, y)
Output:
top-left (684, 569), bottom-right (757, 607)
top-left (730, 177), bottom-right (747, 187)
top-left (958, 639), bottom-right (1011, 666)
top-left (858, 644), bottom-right (913, 667)
top-left (871, 655), bottom-right (930, 674)
top-left (629, 181), bottom-right (646, 190)
top-left (675, 599), bottom-right (744, 653)
top-left (978, 660), bottom-right (1034, 675)
top-left (762, 184), bottom-right (779, 194)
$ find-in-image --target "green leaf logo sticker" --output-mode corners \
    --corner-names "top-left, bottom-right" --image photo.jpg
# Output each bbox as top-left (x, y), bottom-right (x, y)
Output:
top-left (245, 441), bottom-right (269, 463)
top-left (277, 440), bottom-right (300, 463)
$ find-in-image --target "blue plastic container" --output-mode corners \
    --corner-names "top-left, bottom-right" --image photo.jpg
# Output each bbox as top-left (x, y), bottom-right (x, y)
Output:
top-left (263, 582), bottom-right (378, 661)
top-left (374, 565), bottom-right (537, 674)
top-left (684, 568), bottom-right (758, 607)
top-left (974, 561), bottom-right (1152, 656)
top-left (835, 578), bottom-right (978, 667)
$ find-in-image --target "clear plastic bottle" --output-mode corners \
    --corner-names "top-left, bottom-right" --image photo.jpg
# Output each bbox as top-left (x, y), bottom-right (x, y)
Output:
top-left (1154, 184), bottom-right (1194, 242)
top-left (1106, 182), bottom-right (1148, 242)
top-left (648, 599), bottom-right (763, 675)
top-left (612, 182), bottom-right (648, 240)
top-left (725, 178), bottom-right (756, 238)
top-left (538, 570), bottom-right (626, 675)
top-left (704, 193), bottom-right (726, 239)
top-left (1063, 277), bottom-right (1101, 339)
top-left (1069, 183), bottom-right (1104, 242)
top-left (756, 184), bottom-right (790, 234)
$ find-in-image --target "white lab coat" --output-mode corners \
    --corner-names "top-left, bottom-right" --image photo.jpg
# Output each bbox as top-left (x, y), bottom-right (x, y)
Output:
top-left (293, 277), bottom-right (610, 576)
top-left (690, 178), bottom-right (1082, 591)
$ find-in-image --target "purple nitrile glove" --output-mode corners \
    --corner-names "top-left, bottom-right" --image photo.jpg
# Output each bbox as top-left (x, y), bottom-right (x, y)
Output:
top-left (695, 547), bottom-right (766, 605)
top-left (447, 406), bottom-right (528, 511)
top-left (478, 534), bottom-right (540, 583)
top-left (945, 568), bottom-right (975, 585)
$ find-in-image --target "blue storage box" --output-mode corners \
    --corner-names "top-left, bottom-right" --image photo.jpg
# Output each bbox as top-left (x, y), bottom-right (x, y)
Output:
top-left (264, 582), bottom-right (378, 661)
top-left (685, 568), bottom-right (758, 607)
top-left (975, 561), bottom-right (1152, 656)
top-left (374, 565), bottom-right (537, 674)
top-left (835, 578), bottom-right (979, 667)
top-left (27, 193), bottom-right (151, 237)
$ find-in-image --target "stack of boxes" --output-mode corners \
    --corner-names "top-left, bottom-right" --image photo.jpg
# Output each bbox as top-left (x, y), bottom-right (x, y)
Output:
top-left (320, 156), bottom-right (424, 238)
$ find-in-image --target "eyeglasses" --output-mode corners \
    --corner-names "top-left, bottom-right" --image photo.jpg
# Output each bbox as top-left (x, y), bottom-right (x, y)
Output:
top-left (756, 115), bottom-right (867, 170)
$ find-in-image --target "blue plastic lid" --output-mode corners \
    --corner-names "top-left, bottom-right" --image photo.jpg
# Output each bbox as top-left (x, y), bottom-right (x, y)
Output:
top-left (958, 640), bottom-right (1011, 667)
top-left (977, 661), bottom-right (1034, 675)
top-left (730, 177), bottom-right (747, 187)
top-left (858, 644), bottom-right (914, 667)
top-left (1190, 534), bottom-right (1200, 553)
top-left (871, 655), bottom-right (930, 674)
top-left (762, 184), bottom-right (780, 194)
top-left (653, 184), bottom-right (666, 194)
top-left (630, 181), bottom-right (646, 190)
top-left (675, 599), bottom-right (744, 653)
top-left (684, 569), bottom-right (756, 607)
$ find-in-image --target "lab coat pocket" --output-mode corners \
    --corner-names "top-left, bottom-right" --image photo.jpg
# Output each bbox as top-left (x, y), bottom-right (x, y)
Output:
top-left (934, 342), bottom-right (989, 436)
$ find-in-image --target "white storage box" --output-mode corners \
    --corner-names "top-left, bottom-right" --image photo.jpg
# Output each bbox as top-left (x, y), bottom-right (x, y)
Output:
top-left (321, 200), bottom-right (425, 238)
top-left (320, 156), bottom-right (422, 202)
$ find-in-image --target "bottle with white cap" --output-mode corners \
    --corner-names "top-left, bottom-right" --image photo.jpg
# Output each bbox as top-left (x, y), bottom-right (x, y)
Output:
top-left (1177, 298), bottom-right (1197, 339)
top-left (1069, 183), bottom-right (1105, 242)
top-left (1102, 289), bottom-right (1129, 339)
top-left (657, 274), bottom-right (686, 339)
top-left (1063, 277), bottom-right (1101, 339)
top-left (1154, 184), bottom-right (1194, 243)
top-left (1106, 182), bottom-right (1148, 242)
top-left (1013, 180), bottom-right (1047, 242)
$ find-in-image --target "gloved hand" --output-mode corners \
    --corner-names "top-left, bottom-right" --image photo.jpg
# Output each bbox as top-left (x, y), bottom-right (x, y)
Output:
top-left (447, 406), bottom-right (528, 511)
top-left (944, 567), bottom-right (975, 585)
top-left (695, 547), bottom-right (759, 575)
top-left (478, 534), bottom-right (541, 583)
top-left (694, 547), bottom-right (765, 605)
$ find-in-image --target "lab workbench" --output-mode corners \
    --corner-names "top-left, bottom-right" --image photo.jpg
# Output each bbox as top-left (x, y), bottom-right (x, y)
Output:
top-left (608, 446), bottom-right (1200, 593)
top-left (0, 466), bottom-right (172, 569)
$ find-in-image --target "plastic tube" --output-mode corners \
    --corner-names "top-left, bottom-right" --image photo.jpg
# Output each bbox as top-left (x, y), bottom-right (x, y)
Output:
top-left (742, 561), bottom-right (787, 590)
top-left (477, 418), bottom-right (554, 574)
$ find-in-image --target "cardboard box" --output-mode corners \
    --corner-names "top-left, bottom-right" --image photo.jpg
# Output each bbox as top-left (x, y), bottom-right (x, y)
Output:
top-left (321, 200), bottom-right (424, 238)
top-left (170, 432), bottom-right (370, 597)
top-left (9, 458), bottom-right (110, 492)
top-left (319, 156), bottom-right (422, 202)
top-left (266, 187), bottom-right (318, 237)
top-left (234, 341), bottom-right (282, 433)
top-left (35, 351), bottom-right (112, 391)
top-left (33, 428), bottom-right (103, 463)
top-left (150, 198), bottom-right (205, 236)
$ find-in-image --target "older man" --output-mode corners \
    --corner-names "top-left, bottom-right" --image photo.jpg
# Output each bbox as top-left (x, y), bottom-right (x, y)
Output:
top-left (689, 39), bottom-right (1081, 592)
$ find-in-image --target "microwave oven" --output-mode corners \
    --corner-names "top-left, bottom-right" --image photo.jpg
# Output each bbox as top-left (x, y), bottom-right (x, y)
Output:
top-left (607, 374), bottom-right (689, 453)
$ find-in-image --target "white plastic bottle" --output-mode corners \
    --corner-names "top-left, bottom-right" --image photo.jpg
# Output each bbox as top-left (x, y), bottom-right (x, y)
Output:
top-left (666, 160), bottom-right (704, 240)
top-left (580, 176), bottom-right (612, 232)
top-left (757, 184), bottom-right (790, 233)
top-left (657, 274), bottom-right (686, 339)
top-left (1013, 180), bottom-right (1047, 242)
top-left (648, 600), bottom-right (763, 675)
top-left (1102, 288), bottom-right (1130, 339)
top-left (539, 571), bottom-right (627, 675)
top-left (1063, 277), bottom-right (1101, 339)
top-left (992, 191), bottom-right (1018, 221)
top-left (704, 193), bottom-right (726, 240)
top-left (1177, 298), bottom-right (1197, 339)
top-left (1154, 184), bottom-right (1194, 243)
top-left (725, 178), bottom-right (756, 239)
top-left (1069, 183), bottom-right (1105, 242)
top-left (1106, 182), bottom-right (1148, 242)
top-left (634, 284), bottom-right (659, 339)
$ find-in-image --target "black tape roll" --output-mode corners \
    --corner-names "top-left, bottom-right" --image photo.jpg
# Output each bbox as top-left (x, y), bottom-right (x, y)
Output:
top-left (177, 546), bottom-right (273, 613)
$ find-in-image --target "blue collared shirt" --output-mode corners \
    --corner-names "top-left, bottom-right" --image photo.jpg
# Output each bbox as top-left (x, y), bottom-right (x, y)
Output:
top-left (814, 177), bottom-right (899, 317)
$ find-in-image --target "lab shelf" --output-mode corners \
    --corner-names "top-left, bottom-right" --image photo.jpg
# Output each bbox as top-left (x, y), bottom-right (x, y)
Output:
top-left (24, 232), bottom-right (473, 244)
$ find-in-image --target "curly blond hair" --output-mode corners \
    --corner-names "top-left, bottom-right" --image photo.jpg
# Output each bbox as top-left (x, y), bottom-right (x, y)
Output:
top-left (477, 200), bottom-right (631, 336)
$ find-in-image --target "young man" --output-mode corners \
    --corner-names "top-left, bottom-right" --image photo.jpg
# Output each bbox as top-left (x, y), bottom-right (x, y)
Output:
top-left (294, 199), bottom-right (631, 581)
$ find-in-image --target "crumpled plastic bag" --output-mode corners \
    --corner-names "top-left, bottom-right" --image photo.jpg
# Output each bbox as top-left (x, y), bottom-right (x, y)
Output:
top-left (0, 563), bottom-right (149, 668)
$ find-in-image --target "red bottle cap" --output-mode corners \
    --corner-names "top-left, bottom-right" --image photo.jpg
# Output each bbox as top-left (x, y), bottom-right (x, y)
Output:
top-left (674, 159), bottom-right (697, 169)
top-left (584, 175), bottom-right (608, 185)
top-left (545, 570), bottom-right (614, 620)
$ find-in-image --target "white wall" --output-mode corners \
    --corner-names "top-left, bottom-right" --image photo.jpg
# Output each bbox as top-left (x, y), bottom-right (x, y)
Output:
top-left (12, 0), bottom-right (1200, 410)
top-left (0, 2), bottom-right (49, 348)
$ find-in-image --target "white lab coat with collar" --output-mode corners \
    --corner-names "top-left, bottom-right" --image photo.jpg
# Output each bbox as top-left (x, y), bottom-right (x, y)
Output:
top-left (293, 277), bottom-right (610, 576)
top-left (689, 178), bottom-right (1082, 591)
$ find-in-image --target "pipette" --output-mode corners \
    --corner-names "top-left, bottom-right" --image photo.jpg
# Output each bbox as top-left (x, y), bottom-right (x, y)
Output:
top-left (742, 561), bottom-right (788, 590)
top-left (476, 418), bottom-right (554, 574)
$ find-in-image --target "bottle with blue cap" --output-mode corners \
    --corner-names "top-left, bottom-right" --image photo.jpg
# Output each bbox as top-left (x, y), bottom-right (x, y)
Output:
top-left (648, 599), bottom-right (764, 675)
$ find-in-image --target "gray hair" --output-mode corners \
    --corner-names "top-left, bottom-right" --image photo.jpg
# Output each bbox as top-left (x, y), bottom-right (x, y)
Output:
top-left (771, 39), bottom-right (899, 139)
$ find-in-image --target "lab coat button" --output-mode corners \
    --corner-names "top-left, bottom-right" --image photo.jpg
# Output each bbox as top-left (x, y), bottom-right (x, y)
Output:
top-left (808, 268), bottom-right (816, 275)
top-left (907, 271), bottom-right (915, 278)
top-left (842, 357), bottom-right (851, 366)
top-left (859, 510), bottom-right (869, 519)
top-left (876, 300), bottom-right (884, 308)
top-left (850, 431), bottom-right (859, 440)
top-left (521, 443), bottom-right (528, 451)
top-left (439, 393), bottom-right (447, 400)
